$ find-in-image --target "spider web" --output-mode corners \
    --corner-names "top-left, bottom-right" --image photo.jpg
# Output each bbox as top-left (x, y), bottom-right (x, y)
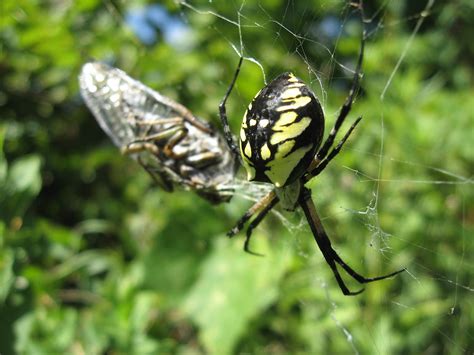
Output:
top-left (106, 0), bottom-right (472, 352)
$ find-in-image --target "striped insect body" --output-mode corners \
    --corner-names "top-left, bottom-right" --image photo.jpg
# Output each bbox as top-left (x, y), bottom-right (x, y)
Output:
top-left (240, 72), bottom-right (325, 188)
top-left (79, 62), bottom-right (236, 204)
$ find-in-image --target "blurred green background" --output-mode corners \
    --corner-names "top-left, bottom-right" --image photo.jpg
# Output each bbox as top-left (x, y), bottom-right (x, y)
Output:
top-left (1, 0), bottom-right (473, 354)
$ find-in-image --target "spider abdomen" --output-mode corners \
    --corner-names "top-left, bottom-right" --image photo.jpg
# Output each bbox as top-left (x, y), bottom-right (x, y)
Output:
top-left (240, 72), bottom-right (324, 187)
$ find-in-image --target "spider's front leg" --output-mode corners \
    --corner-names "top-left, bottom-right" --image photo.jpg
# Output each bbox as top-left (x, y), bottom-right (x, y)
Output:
top-left (305, 116), bottom-right (362, 182)
top-left (218, 56), bottom-right (244, 160)
top-left (227, 190), bottom-right (279, 256)
top-left (305, 27), bottom-right (366, 180)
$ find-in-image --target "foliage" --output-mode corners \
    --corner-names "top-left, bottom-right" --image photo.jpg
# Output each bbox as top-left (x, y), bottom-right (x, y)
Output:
top-left (1, 0), bottom-right (472, 354)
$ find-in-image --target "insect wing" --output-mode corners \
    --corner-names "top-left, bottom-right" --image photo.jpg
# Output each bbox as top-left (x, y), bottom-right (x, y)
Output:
top-left (78, 62), bottom-right (236, 203)
top-left (80, 62), bottom-right (176, 148)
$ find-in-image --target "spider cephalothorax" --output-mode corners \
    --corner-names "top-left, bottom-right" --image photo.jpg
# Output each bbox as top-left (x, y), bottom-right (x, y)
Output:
top-left (240, 72), bottom-right (324, 188)
top-left (218, 1), bottom-right (404, 295)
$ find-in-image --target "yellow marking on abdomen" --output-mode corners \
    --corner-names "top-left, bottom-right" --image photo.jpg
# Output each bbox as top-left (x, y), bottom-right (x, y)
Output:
top-left (274, 111), bottom-right (298, 129)
top-left (276, 96), bottom-right (312, 112)
top-left (242, 158), bottom-right (256, 181)
top-left (242, 110), bottom-right (248, 126)
top-left (240, 127), bottom-right (246, 142)
top-left (287, 82), bottom-right (305, 88)
top-left (240, 140), bottom-right (256, 181)
top-left (265, 145), bottom-right (313, 187)
top-left (274, 140), bottom-right (295, 159)
top-left (280, 87), bottom-right (301, 99)
top-left (244, 141), bottom-right (252, 158)
top-left (260, 143), bottom-right (271, 160)
top-left (270, 117), bottom-right (311, 145)
top-left (287, 73), bottom-right (299, 82)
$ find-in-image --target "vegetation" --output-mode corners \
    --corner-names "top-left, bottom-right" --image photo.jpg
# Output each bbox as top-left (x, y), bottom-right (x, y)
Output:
top-left (1, 0), bottom-right (472, 354)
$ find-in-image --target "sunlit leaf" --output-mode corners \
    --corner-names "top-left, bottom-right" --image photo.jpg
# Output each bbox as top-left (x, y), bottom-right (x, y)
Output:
top-left (183, 237), bottom-right (291, 354)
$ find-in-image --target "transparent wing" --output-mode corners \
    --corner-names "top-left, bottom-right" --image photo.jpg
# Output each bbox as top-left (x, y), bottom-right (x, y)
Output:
top-left (78, 62), bottom-right (237, 203)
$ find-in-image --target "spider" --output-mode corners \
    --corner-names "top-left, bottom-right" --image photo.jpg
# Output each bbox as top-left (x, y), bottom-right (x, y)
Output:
top-left (217, 7), bottom-right (404, 296)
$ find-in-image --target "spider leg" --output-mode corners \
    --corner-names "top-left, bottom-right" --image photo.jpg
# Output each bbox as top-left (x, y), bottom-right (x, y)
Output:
top-left (323, 252), bottom-right (364, 296)
top-left (330, 251), bottom-right (406, 285)
top-left (243, 196), bottom-right (279, 257)
top-left (299, 187), bottom-right (404, 296)
top-left (315, 30), bottom-right (365, 163)
top-left (227, 190), bottom-right (278, 237)
top-left (218, 56), bottom-right (244, 160)
top-left (299, 188), bottom-right (363, 295)
top-left (305, 116), bottom-right (362, 182)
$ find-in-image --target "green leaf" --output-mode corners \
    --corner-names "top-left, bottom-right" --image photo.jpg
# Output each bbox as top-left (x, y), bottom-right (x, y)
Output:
top-left (48, 249), bottom-right (114, 281)
top-left (8, 155), bottom-right (42, 194)
top-left (0, 243), bottom-right (14, 304)
top-left (0, 154), bottom-right (42, 220)
top-left (0, 126), bottom-right (6, 184)
top-left (183, 236), bottom-right (291, 354)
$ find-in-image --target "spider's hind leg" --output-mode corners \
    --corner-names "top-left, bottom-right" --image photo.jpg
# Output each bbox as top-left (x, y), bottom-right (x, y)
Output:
top-left (299, 188), bottom-right (404, 296)
top-left (332, 252), bottom-right (406, 286)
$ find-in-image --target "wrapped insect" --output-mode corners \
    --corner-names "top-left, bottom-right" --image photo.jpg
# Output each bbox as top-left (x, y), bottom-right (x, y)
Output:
top-left (79, 62), bottom-right (237, 204)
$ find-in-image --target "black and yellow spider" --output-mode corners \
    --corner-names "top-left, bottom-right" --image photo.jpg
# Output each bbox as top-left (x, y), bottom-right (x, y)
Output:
top-left (218, 6), bottom-right (404, 296)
